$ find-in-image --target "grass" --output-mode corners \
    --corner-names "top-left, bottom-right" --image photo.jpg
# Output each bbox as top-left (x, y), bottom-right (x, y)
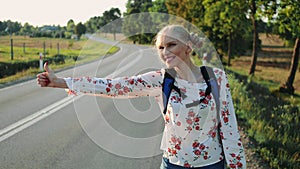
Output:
top-left (228, 71), bottom-right (300, 169)
top-left (226, 33), bottom-right (300, 169)
top-left (0, 36), bottom-right (84, 62)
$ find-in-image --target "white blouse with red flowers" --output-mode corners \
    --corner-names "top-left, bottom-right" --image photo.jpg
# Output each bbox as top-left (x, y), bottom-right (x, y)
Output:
top-left (64, 68), bottom-right (246, 169)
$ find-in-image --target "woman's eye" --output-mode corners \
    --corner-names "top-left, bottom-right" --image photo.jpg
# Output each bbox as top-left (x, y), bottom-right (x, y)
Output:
top-left (158, 46), bottom-right (164, 50)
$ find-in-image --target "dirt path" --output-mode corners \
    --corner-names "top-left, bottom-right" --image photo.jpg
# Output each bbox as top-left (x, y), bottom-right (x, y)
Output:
top-left (239, 127), bottom-right (270, 169)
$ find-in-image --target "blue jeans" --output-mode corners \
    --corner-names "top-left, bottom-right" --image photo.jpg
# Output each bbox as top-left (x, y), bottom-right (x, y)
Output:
top-left (160, 158), bottom-right (225, 169)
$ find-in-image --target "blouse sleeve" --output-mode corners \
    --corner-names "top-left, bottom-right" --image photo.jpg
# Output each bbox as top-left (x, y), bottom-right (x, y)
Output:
top-left (215, 69), bottom-right (246, 169)
top-left (64, 70), bottom-right (163, 98)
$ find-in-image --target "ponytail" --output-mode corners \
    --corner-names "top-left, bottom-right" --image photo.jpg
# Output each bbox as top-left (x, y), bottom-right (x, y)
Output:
top-left (189, 32), bottom-right (205, 49)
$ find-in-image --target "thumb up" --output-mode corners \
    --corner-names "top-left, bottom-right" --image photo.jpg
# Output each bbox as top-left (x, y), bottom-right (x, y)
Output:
top-left (37, 62), bottom-right (57, 87)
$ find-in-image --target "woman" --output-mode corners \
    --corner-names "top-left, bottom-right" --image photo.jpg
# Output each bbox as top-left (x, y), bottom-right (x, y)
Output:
top-left (37, 25), bottom-right (246, 169)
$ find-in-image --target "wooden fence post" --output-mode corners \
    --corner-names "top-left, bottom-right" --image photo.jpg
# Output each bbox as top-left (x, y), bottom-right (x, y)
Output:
top-left (43, 41), bottom-right (46, 59)
top-left (23, 43), bottom-right (26, 54)
top-left (57, 43), bottom-right (60, 56)
top-left (10, 38), bottom-right (14, 60)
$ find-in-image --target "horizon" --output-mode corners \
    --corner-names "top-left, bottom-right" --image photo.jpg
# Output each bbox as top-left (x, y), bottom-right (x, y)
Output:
top-left (0, 0), bottom-right (127, 27)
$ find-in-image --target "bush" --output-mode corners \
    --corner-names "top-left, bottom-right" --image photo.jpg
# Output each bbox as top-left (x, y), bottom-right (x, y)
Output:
top-left (0, 60), bottom-right (37, 78)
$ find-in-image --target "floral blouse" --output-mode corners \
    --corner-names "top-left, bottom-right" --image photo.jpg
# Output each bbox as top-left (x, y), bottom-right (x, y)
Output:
top-left (64, 68), bottom-right (246, 169)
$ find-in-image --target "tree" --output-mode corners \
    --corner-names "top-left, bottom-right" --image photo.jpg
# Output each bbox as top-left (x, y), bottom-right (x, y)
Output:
top-left (122, 0), bottom-right (154, 44)
top-left (149, 0), bottom-right (168, 14)
top-left (85, 16), bottom-right (106, 33)
top-left (65, 19), bottom-right (75, 38)
top-left (203, 0), bottom-right (248, 66)
top-left (2, 20), bottom-right (21, 35)
top-left (247, 0), bottom-right (277, 75)
top-left (149, 0), bottom-right (169, 27)
top-left (20, 22), bottom-right (34, 37)
top-left (75, 22), bottom-right (86, 39)
top-left (166, 0), bottom-right (205, 28)
top-left (248, 0), bottom-right (259, 75)
top-left (276, 0), bottom-right (300, 94)
top-left (102, 8), bottom-right (122, 40)
top-left (67, 19), bottom-right (75, 32)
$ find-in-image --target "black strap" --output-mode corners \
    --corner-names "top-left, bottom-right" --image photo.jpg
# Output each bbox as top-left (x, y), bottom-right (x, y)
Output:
top-left (162, 68), bottom-right (177, 114)
top-left (200, 66), bottom-right (220, 111)
top-left (200, 66), bottom-right (212, 96)
top-left (200, 66), bottom-right (220, 116)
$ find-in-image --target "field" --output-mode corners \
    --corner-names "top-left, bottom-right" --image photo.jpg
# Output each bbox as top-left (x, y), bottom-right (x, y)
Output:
top-left (0, 35), bottom-right (119, 85)
top-left (0, 36), bottom-right (84, 62)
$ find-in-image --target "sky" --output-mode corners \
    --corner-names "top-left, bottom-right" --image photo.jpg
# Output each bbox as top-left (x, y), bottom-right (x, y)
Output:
top-left (0, 0), bottom-right (127, 26)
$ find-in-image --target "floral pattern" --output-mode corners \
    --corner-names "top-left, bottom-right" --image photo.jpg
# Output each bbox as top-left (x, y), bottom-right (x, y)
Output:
top-left (167, 135), bottom-right (182, 157)
top-left (185, 109), bottom-right (202, 132)
top-left (64, 68), bottom-right (246, 168)
top-left (192, 140), bottom-right (211, 161)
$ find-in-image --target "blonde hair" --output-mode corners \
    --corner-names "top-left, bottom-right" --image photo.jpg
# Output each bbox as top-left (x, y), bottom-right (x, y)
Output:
top-left (155, 25), bottom-right (203, 48)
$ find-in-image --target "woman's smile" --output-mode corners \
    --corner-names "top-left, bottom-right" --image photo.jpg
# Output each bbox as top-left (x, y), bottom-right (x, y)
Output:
top-left (165, 55), bottom-right (176, 64)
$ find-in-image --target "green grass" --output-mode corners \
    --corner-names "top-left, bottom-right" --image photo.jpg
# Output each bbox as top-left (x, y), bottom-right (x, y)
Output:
top-left (191, 33), bottom-right (300, 168)
top-left (227, 68), bottom-right (300, 169)
top-left (0, 36), bottom-right (85, 62)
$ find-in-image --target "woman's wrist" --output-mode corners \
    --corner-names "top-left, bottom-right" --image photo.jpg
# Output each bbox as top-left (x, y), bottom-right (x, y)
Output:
top-left (53, 78), bottom-right (68, 89)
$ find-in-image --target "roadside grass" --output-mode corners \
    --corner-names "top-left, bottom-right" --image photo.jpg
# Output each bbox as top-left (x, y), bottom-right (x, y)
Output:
top-left (228, 70), bottom-right (299, 169)
top-left (227, 34), bottom-right (300, 169)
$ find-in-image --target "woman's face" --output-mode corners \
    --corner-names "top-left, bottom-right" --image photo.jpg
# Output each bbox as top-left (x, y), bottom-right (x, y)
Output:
top-left (156, 34), bottom-right (191, 68)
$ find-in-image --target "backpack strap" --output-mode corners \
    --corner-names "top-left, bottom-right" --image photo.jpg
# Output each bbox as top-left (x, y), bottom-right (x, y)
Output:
top-left (200, 66), bottom-right (220, 113)
top-left (162, 68), bottom-right (181, 114)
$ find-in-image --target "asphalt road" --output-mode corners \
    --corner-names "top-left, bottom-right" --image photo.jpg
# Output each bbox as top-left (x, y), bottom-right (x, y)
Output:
top-left (0, 38), bottom-right (166, 169)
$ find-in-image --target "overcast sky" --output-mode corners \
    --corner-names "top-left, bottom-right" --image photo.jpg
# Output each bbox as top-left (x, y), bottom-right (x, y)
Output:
top-left (0, 0), bottom-right (127, 26)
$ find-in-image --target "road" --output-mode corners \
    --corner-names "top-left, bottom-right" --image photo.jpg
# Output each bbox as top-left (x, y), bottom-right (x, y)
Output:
top-left (0, 38), bottom-right (166, 169)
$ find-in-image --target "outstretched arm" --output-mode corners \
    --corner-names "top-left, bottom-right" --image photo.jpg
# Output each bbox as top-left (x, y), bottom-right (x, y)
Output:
top-left (37, 63), bottom-right (163, 98)
top-left (63, 70), bottom-right (163, 98)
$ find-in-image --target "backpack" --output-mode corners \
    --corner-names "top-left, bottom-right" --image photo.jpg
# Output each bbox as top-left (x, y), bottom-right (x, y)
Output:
top-left (162, 66), bottom-right (220, 115)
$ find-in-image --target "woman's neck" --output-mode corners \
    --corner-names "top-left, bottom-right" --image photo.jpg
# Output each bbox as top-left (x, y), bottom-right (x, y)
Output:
top-left (174, 63), bottom-right (203, 83)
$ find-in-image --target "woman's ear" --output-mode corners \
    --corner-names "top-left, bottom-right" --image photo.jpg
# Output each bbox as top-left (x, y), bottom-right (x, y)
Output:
top-left (185, 42), bottom-right (192, 55)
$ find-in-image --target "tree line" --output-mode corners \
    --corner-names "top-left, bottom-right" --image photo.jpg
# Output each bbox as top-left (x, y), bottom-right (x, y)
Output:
top-left (0, 7), bottom-right (121, 40)
top-left (0, 0), bottom-right (299, 94)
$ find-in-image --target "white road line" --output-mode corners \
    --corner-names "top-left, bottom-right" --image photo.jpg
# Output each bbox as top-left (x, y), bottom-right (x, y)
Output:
top-left (0, 50), bottom-right (142, 143)
top-left (0, 95), bottom-right (81, 142)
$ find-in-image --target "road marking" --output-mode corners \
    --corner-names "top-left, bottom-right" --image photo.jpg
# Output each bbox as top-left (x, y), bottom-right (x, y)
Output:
top-left (0, 95), bottom-right (81, 142)
top-left (0, 50), bottom-right (143, 143)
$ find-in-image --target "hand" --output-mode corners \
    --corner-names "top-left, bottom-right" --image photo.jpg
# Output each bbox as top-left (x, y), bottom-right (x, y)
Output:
top-left (37, 62), bottom-right (67, 88)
